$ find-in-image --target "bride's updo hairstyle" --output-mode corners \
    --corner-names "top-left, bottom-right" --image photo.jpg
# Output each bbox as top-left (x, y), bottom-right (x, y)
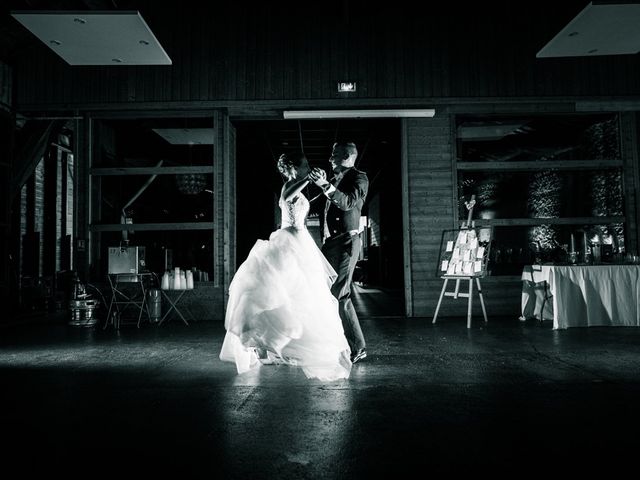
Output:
top-left (277, 152), bottom-right (310, 178)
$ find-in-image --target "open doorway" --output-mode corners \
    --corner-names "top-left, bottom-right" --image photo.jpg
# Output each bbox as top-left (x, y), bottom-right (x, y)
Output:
top-left (234, 118), bottom-right (405, 317)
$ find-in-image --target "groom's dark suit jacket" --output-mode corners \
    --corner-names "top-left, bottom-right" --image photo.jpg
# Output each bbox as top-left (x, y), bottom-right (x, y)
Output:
top-left (324, 167), bottom-right (369, 237)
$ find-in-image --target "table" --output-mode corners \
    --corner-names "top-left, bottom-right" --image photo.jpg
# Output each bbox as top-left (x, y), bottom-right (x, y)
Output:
top-left (520, 265), bottom-right (554, 322)
top-left (105, 273), bottom-right (156, 329)
top-left (159, 289), bottom-right (191, 326)
top-left (521, 264), bottom-right (640, 329)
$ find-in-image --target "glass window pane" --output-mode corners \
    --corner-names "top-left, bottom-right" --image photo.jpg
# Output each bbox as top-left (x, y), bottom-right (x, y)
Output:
top-left (457, 113), bottom-right (620, 162)
top-left (458, 169), bottom-right (623, 219)
top-left (91, 117), bottom-right (215, 279)
top-left (455, 113), bottom-right (627, 276)
top-left (94, 118), bottom-right (214, 168)
top-left (487, 224), bottom-right (626, 276)
top-left (98, 173), bottom-right (213, 224)
top-left (99, 230), bottom-right (213, 279)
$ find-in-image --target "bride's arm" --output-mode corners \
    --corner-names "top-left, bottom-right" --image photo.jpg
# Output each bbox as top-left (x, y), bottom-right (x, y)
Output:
top-left (282, 176), bottom-right (310, 203)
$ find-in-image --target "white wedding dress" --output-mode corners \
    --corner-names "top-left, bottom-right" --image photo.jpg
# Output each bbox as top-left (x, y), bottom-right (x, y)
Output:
top-left (219, 193), bottom-right (352, 381)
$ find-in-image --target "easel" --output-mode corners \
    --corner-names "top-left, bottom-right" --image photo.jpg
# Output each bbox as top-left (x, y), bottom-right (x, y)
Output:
top-left (432, 195), bottom-right (489, 328)
top-left (432, 276), bottom-right (488, 329)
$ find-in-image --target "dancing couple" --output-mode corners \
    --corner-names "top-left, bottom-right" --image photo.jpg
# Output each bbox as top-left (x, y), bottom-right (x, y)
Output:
top-left (220, 142), bottom-right (368, 381)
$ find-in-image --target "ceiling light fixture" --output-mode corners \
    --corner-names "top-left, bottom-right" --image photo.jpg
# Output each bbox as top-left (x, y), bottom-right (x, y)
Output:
top-left (537, 2), bottom-right (640, 58)
top-left (11, 10), bottom-right (172, 65)
top-left (283, 109), bottom-right (435, 119)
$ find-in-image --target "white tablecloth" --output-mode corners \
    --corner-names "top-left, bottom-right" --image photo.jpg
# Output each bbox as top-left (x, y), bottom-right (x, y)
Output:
top-left (520, 265), bottom-right (554, 322)
top-left (521, 265), bottom-right (640, 329)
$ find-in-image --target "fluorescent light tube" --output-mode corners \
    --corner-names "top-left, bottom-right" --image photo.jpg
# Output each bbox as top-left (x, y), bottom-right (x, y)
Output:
top-left (283, 109), bottom-right (435, 119)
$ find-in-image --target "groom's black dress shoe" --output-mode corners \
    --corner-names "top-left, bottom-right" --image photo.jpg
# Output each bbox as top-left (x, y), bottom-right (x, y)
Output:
top-left (351, 348), bottom-right (367, 364)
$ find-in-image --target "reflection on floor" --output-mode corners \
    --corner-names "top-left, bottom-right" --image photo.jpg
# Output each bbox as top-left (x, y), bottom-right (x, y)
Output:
top-left (351, 283), bottom-right (405, 317)
top-left (2, 314), bottom-right (640, 477)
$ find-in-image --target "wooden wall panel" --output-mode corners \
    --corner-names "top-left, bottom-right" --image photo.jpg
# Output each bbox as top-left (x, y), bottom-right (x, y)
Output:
top-left (0, 109), bottom-right (12, 317)
top-left (0, 61), bottom-right (11, 108)
top-left (621, 113), bottom-right (640, 256)
top-left (405, 116), bottom-right (455, 318)
top-left (224, 116), bottom-right (237, 301)
top-left (11, 2), bottom-right (640, 108)
top-left (214, 110), bottom-right (236, 308)
top-left (405, 115), bottom-right (523, 319)
top-left (213, 111), bottom-right (224, 288)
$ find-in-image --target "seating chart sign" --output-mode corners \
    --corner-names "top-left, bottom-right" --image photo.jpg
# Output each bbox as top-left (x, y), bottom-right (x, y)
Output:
top-left (437, 227), bottom-right (492, 278)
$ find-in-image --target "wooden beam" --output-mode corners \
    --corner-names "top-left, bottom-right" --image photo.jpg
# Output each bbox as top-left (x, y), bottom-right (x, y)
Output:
top-left (10, 119), bottom-right (65, 200)
top-left (90, 222), bottom-right (214, 232)
top-left (471, 217), bottom-right (625, 227)
top-left (91, 166), bottom-right (214, 175)
top-left (401, 119), bottom-right (412, 317)
top-left (457, 160), bottom-right (622, 171)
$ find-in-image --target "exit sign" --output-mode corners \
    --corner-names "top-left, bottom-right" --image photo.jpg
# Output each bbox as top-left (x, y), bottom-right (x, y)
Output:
top-left (338, 82), bottom-right (356, 92)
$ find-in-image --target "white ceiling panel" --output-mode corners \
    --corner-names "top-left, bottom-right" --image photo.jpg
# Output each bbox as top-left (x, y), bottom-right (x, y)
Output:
top-left (537, 2), bottom-right (640, 58)
top-left (11, 11), bottom-right (172, 65)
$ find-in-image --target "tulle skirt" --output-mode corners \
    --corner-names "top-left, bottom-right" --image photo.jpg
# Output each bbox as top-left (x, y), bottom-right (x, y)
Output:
top-left (220, 226), bottom-right (352, 381)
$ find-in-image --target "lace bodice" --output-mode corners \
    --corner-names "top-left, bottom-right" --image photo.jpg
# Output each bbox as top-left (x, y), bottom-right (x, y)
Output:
top-left (280, 194), bottom-right (309, 229)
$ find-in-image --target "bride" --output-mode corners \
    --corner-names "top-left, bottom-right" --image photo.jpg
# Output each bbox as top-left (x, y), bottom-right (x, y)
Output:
top-left (219, 152), bottom-right (352, 381)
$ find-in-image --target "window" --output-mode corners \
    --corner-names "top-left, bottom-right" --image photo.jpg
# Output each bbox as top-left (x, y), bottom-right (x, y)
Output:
top-left (90, 117), bottom-right (214, 278)
top-left (456, 113), bottom-right (624, 275)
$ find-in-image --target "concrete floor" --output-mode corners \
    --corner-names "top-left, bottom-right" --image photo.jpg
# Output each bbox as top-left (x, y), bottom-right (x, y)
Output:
top-left (3, 293), bottom-right (640, 478)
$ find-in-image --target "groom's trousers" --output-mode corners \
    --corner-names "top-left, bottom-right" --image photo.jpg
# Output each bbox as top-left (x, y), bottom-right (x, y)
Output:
top-left (322, 232), bottom-right (366, 353)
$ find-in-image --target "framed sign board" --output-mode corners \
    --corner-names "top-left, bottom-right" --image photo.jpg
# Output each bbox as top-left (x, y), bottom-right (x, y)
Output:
top-left (436, 227), bottom-right (492, 278)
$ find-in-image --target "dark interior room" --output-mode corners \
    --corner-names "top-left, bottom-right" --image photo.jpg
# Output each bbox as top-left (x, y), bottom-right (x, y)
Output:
top-left (2, 1), bottom-right (640, 477)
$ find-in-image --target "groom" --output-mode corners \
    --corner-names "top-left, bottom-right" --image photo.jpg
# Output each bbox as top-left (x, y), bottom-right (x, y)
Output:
top-left (309, 142), bottom-right (369, 364)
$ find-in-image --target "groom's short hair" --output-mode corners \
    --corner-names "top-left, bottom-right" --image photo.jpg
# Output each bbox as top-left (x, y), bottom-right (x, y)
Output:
top-left (333, 142), bottom-right (357, 157)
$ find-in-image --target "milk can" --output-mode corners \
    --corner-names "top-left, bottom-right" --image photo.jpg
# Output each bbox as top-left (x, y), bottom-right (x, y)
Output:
top-left (69, 298), bottom-right (99, 327)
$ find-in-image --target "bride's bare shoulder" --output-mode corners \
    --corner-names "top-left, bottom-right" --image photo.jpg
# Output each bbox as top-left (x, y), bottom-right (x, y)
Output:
top-left (281, 182), bottom-right (301, 204)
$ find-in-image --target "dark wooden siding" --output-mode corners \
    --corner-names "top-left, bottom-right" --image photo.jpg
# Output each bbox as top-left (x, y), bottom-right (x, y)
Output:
top-left (11, 1), bottom-right (640, 108)
top-left (405, 116), bottom-right (456, 318)
top-left (406, 115), bottom-right (524, 319)
top-left (621, 113), bottom-right (640, 257)
top-left (0, 109), bottom-right (11, 318)
top-left (0, 61), bottom-right (11, 108)
top-left (213, 110), bottom-right (236, 307)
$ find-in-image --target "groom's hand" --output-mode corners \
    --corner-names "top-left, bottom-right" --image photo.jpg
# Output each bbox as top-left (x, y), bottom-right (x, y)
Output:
top-left (308, 168), bottom-right (329, 187)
